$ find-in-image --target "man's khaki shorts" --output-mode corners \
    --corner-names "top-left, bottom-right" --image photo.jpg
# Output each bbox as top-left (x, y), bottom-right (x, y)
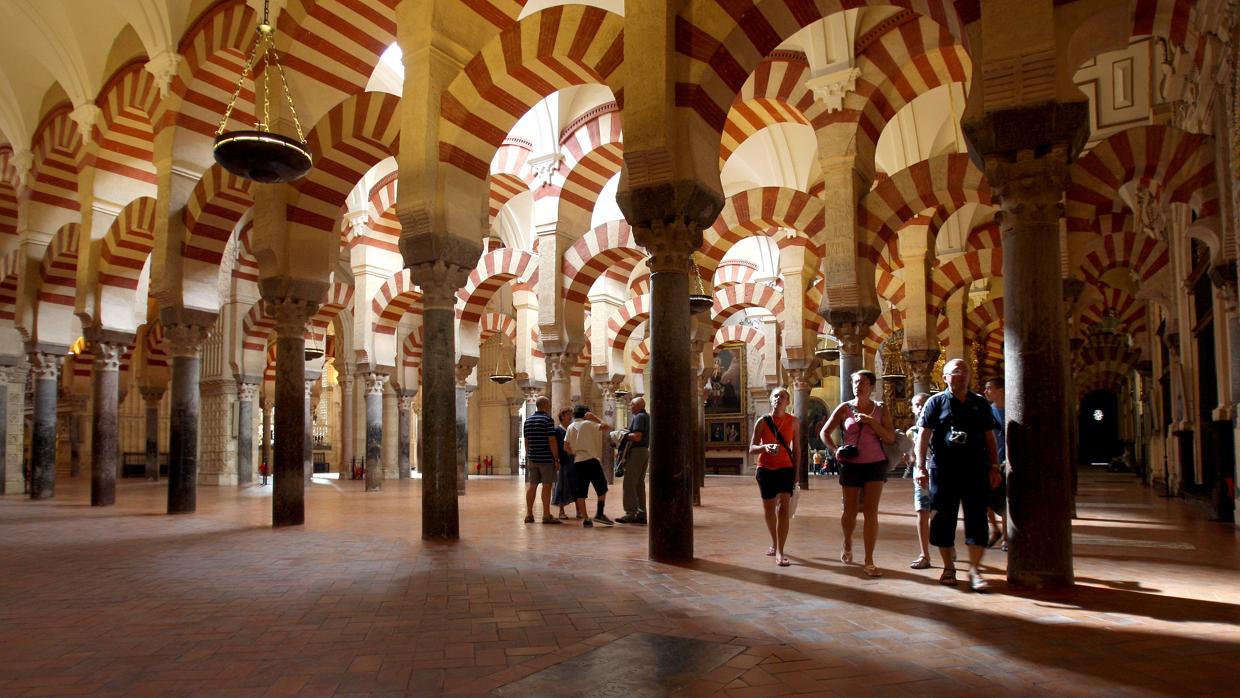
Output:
top-left (526, 461), bottom-right (556, 485)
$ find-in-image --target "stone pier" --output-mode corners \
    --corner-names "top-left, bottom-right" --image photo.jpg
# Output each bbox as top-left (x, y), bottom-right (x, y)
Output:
top-left (89, 341), bottom-right (123, 506)
top-left (29, 352), bottom-right (60, 500)
top-left (165, 324), bottom-right (207, 514)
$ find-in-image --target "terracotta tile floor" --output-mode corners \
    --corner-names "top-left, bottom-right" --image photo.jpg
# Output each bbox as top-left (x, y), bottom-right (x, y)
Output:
top-left (1, 467), bottom-right (1237, 697)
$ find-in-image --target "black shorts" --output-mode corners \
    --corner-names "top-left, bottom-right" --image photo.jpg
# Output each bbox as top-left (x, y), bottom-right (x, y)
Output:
top-left (572, 459), bottom-right (608, 499)
top-left (755, 467), bottom-right (795, 500)
top-left (839, 459), bottom-right (887, 487)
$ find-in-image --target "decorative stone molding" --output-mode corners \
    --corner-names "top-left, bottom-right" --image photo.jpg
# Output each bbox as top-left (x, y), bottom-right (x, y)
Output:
top-left (165, 324), bottom-right (209, 358)
top-left (527, 152), bottom-right (563, 188)
top-left (984, 148), bottom-right (1072, 231)
top-left (826, 323), bottom-right (867, 357)
top-left (546, 352), bottom-right (576, 382)
top-left (902, 349), bottom-right (940, 388)
top-left (140, 386), bottom-right (165, 404)
top-left (805, 66), bottom-right (861, 113)
top-left (268, 298), bottom-right (319, 339)
top-left (69, 103), bottom-right (102, 144)
top-left (237, 382), bottom-right (260, 403)
top-left (364, 372), bottom-right (388, 397)
top-left (92, 341), bottom-right (123, 372)
top-left (785, 367), bottom-right (815, 392)
top-left (143, 51), bottom-right (183, 97)
top-left (29, 352), bottom-right (60, 382)
top-left (409, 260), bottom-right (473, 310)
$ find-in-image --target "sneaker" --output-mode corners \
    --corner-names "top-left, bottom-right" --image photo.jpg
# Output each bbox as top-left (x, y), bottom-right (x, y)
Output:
top-left (969, 571), bottom-right (989, 592)
top-left (583, 518), bottom-right (593, 528)
top-left (633, 515), bottom-right (648, 525)
top-left (594, 514), bottom-right (615, 526)
top-left (615, 515), bottom-right (634, 524)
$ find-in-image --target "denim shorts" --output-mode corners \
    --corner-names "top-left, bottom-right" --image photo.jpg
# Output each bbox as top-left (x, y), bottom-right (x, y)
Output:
top-left (914, 479), bottom-right (932, 511)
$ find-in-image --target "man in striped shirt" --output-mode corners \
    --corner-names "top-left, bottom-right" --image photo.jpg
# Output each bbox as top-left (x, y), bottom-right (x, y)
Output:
top-left (523, 396), bottom-right (562, 524)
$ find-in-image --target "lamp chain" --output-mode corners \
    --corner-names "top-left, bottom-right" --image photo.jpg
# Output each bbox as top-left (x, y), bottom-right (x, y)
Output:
top-left (214, 0), bottom-right (307, 145)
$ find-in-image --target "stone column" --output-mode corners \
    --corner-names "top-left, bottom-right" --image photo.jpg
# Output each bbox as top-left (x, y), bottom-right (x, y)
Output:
top-left (89, 341), bottom-right (123, 506)
top-left (398, 392), bottom-right (412, 478)
top-left (269, 299), bottom-right (316, 527)
top-left (0, 364), bottom-right (26, 494)
top-left (68, 398), bottom-right (84, 478)
top-left (261, 400), bottom-right (272, 479)
top-left (831, 326), bottom-right (868, 402)
top-left (903, 349), bottom-right (940, 397)
top-left (547, 353), bottom-right (575, 416)
top-left (786, 366), bottom-right (814, 490)
top-left (141, 388), bottom-right (163, 480)
top-left (236, 382), bottom-right (258, 485)
top-left (165, 324), bottom-right (207, 514)
top-left (304, 378), bottom-right (316, 487)
top-left (409, 258), bottom-right (474, 540)
top-left (694, 375), bottom-right (708, 500)
top-left (338, 373), bottom-right (353, 477)
top-left (454, 364), bottom-right (474, 495)
top-left (363, 371), bottom-right (387, 492)
top-left (28, 352), bottom-right (60, 500)
top-left (619, 185), bottom-right (721, 563)
top-left (382, 386), bottom-right (398, 479)
top-left (965, 103), bottom-right (1087, 588)
top-left (596, 381), bottom-right (617, 484)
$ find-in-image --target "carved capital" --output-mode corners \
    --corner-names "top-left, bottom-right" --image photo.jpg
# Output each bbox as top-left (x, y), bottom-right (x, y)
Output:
top-left (140, 386), bottom-right (165, 405)
top-left (546, 352), bottom-right (576, 382)
top-left (91, 341), bottom-right (123, 372)
top-left (237, 381), bottom-right (260, 402)
top-left (143, 51), bottom-right (183, 97)
top-left (785, 367), bottom-right (815, 391)
top-left (632, 219), bottom-right (702, 274)
top-left (364, 372), bottom-right (388, 397)
top-left (902, 349), bottom-right (940, 386)
top-left (984, 148), bottom-right (1071, 229)
top-left (805, 66), bottom-right (861, 112)
top-left (408, 259), bottom-right (473, 310)
top-left (165, 324), bottom-right (209, 358)
top-left (30, 352), bottom-right (60, 381)
top-left (1063, 277), bottom-right (1087, 307)
top-left (595, 380), bottom-right (615, 400)
top-left (398, 394), bottom-right (413, 411)
top-left (827, 322), bottom-right (869, 356)
top-left (267, 298), bottom-right (319, 339)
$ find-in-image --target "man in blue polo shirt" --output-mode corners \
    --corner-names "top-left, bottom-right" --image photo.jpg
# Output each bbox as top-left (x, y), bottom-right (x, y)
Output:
top-left (522, 396), bottom-right (562, 524)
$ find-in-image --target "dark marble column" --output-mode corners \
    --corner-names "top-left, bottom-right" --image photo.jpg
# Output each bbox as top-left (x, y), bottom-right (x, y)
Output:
top-left (28, 352), bottom-right (60, 500)
top-left (904, 349), bottom-right (940, 397)
top-left (166, 324), bottom-right (207, 514)
top-left (363, 371), bottom-right (387, 492)
top-left (619, 185), bottom-right (723, 563)
top-left (236, 382), bottom-right (258, 485)
top-left (141, 387), bottom-right (163, 481)
top-left (454, 365), bottom-right (473, 495)
top-left (338, 373), bottom-right (353, 478)
top-left (831, 326), bottom-right (868, 403)
top-left (398, 392), bottom-right (412, 478)
top-left (965, 103), bottom-right (1087, 588)
top-left (270, 299), bottom-right (315, 527)
top-left (786, 366), bottom-right (813, 490)
top-left (89, 341), bottom-right (123, 506)
top-left (409, 257), bottom-right (474, 541)
top-left (261, 400), bottom-right (272, 480)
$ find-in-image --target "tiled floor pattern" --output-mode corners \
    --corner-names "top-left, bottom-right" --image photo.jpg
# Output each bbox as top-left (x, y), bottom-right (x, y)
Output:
top-left (1, 468), bottom-right (1237, 697)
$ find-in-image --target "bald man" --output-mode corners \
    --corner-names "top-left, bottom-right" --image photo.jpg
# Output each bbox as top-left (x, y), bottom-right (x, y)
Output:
top-left (617, 397), bottom-right (650, 524)
top-left (522, 395), bottom-right (561, 524)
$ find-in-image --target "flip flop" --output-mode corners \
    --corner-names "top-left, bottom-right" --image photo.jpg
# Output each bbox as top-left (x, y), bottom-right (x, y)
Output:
top-left (777, 556), bottom-right (791, 567)
top-left (840, 550), bottom-right (853, 564)
top-left (766, 546), bottom-right (777, 557)
top-left (863, 564), bottom-right (883, 578)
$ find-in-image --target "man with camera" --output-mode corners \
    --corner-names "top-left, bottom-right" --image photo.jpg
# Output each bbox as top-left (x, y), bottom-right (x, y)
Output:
top-left (914, 358), bottom-right (1002, 591)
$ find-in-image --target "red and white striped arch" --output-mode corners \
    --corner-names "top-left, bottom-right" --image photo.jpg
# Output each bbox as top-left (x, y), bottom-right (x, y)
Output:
top-left (630, 338), bottom-right (649, 373)
top-left (1073, 343), bottom-right (1140, 376)
top-left (964, 219), bottom-right (1001, 253)
top-left (232, 218), bottom-right (260, 284)
top-left (711, 282), bottom-right (785, 331)
top-left (928, 249), bottom-right (1003, 312)
top-left (1077, 232), bottom-right (1171, 288)
top-left (627, 270), bottom-right (651, 298)
top-left (702, 187), bottom-right (824, 269)
top-left (401, 327), bottom-right (423, 368)
top-left (1078, 287), bottom-right (1148, 338)
top-left (38, 223), bottom-right (80, 309)
top-left (479, 312), bottom-right (517, 344)
top-left (0, 248), bottom-right (22, 323)
top-left (558, 104), bottom-right (624, 233)
top-left (162, 0), bottom-right (256, 138)
top-left (1076, 368), bottom-right (1130, 396)
top-left (142, 321), bottom-right (169, 369)
top-left (438, 6), bottom-right (623, 192)
top-left (713, 324), bottom-right (767, 356)
top-left (361, 170), bottom-right (401, 253)
top-left (91, 61), bottom-right (160, 195)
top-left (1065, 125), bottom-right (1218, 234)
top-left (457, 248), bottom-right (537, 325)
top-left (29, 106), bottom-right (83, 214)
top-left (0, 147), bottom-right (19, 240)
top-left (307, 282), bottom-right (354, 344)
top-left (607, 295), bottom-right (650, 353)
top-left (720, 52), bottom-right (814, 167)
top-left (489, 138), bottom-right (535, 225)
top-left (290, 91), bottom-right (401, 233)
top-left (561, 220), bottom-right (642, 304)
top-left (714, 260), bottom-right (758, 287)
top-left (282, 0), bottom-right (396, 97)
top-left (860, 153), bottom-right (990, 247)
top-left (678, 1), bottom-right (967, 145)
top-left (241, 300), bottom-right (275, 355)
top-left (183, 165), bottom-right (254, 266)
top-left (98, 197), bottom-right (158, 291)
top-left (371, 269), bottom-right (422, 336)
top-left (963, 297), bottom-right (1004, 341)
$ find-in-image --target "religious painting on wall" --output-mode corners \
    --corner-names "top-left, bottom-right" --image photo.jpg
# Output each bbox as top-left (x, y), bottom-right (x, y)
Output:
top-left (706, 418), bottom-right (744, 445)
top-left (705, 345), bottom-right (746, 417)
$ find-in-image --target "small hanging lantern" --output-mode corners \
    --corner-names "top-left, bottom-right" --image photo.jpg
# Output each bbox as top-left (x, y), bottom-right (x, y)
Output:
top-left (303, 333), bottom-right (324, 362)
top-left (814, 336), bottom-right (840, 362)
top-left (614, 384), bottom-right (630, 399)
top-left (213, 0), bottom-right (312, 183)
top-left (488, 335), bottom-right (514, 385)
top-left (688, 256), bottom-right (713, 315)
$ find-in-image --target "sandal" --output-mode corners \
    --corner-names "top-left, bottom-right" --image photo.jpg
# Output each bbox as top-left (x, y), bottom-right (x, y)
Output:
top-left (939, 568), bottom-right (958, 586)
top-left (863, 564), bottom-right (883, 578)
top-left (840, 549), bottom-right (853, 564)
top-left (765, 546), bottom-right (777, 557)
top-left (523, 515), bottom-right (535, 524)
top-left (558, 512), bottom-right (569, 520)
top-left (909, 555), bottom-right (932, 570)
top-left (542, 517), bottom-right (563, 525)
top-left (777, 556), bottom-right (791, 567)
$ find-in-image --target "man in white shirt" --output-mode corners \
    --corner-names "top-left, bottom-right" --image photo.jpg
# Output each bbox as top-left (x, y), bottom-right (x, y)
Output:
top-left (564, 404), bottom-right (613, 527)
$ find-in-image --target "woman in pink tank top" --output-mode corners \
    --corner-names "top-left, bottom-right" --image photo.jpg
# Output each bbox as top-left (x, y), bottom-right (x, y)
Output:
top-left (818, 370), bottom-right (896, 577)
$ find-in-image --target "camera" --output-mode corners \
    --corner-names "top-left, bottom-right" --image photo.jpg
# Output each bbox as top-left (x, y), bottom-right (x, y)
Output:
top-left (836, 444), bottom-right (859, 459)
top-left (946, 428), bottom-right (969, 446)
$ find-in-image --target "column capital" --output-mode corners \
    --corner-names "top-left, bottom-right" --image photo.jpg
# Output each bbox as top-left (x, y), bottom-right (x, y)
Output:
top-left (545, 352), bottom-right (576, 382)
top-left (825, 317), bottom-right (872, 356)
top-left (1062, 277), bottom-right (1087, 306)
top-left (30, 352), bottom-right (60, 381)
top-left (139, 386), bottom-right (165, 404)
top-left (398, 394), bottom-right (413, 411)
top-left (237, 381), bottom-right (260, 402)
top-left (267, 298), bottom-right (319, 339)
top-left (91, 341), bottom-right (123, 372)
top-left (364, 371), bottom-right (389, 396)
top-left (903, 348), bottom-right (940, 387)
top-left (408, 259), bottom-right (472, 310)
top-left (165, 324), bottom-right (209, 358)
top-left (785, 367), bottom-right (816, 391)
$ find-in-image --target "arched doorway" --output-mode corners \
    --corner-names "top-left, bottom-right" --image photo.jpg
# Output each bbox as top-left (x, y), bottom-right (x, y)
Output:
top-left (1079, 390), bottom-right (1121, 465)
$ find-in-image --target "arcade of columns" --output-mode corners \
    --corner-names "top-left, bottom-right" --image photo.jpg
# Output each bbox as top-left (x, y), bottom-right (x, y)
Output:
top-left (0, 0), bottom-right (1238, 588)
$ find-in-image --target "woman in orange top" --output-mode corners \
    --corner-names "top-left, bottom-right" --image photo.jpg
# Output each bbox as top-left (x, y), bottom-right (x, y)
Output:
top-left (749, 387), bottom-right (800, 567)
